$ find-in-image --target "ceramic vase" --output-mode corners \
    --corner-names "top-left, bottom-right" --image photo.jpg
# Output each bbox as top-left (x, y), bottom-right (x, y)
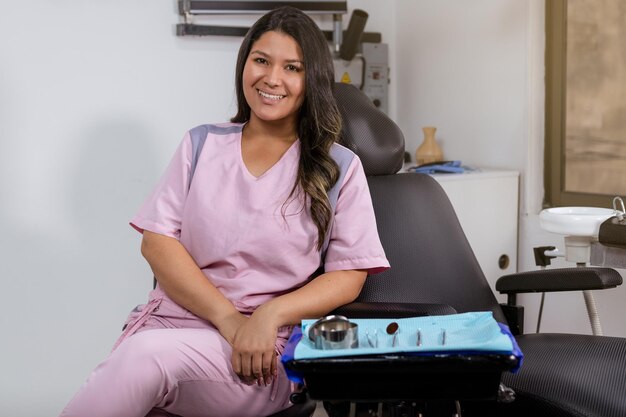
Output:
top-left (415, 126), bottom-right (443, 166)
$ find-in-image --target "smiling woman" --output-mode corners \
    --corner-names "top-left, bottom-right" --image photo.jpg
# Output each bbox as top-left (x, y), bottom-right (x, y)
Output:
top-left (59, 6), bottom-right (389, 417)
top-left (231, 6), bottom-right (345, 252)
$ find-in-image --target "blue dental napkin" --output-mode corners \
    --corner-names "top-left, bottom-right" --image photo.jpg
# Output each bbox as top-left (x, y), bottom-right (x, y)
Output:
top-left (282, 312), bottom-right (523, 383)
top-left (297, 311), bottom-right (512, 358)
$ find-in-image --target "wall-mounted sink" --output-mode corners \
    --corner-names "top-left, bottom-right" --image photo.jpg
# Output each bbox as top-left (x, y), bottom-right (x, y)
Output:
top-left (539, 206), bottom-right (622, 334)
top-left (539, 207), bottom-right (618, 237)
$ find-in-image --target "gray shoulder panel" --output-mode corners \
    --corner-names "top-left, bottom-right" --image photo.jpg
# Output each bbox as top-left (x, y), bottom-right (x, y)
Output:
top-left (203, 123), bottom-right (244, 135)
top-left (321, 144), bottom-right (356, 260)
top-left (188, 123), bottom-right (244, 189)
top-left (328, 144), bottom-right (356, 208)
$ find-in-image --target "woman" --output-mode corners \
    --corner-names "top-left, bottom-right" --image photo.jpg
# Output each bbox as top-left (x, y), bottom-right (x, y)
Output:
top-left (61, 6), bottom-right (388, 417)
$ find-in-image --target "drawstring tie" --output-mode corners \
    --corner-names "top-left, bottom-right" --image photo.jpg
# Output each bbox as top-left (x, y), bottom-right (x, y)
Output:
top-left (111, 297), bottom-right (163, 351)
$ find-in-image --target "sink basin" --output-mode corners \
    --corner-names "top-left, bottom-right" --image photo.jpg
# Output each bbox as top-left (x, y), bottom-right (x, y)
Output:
top-left (540, 207), bottom-right (619, 237)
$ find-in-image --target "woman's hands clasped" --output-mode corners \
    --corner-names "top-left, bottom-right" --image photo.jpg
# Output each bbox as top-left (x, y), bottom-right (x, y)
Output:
top-left (218, 307), bottom-right (279, 387)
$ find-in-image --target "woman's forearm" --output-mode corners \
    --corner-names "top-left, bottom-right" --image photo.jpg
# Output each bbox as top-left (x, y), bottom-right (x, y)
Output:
top-left (140, 230), bottom-right (241, 332)
top-left (141, 230), bottom-right (366, 339)
top-left (255, 269), bottom-right (367, 328)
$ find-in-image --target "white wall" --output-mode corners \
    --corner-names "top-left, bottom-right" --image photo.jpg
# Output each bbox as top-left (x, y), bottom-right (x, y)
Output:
top-left (2, 1), bottom-right (625, 416)
top-left (395, 0), bottom-right (528, 170)
top-left (0, 1), bottom-right (393, 416)
top-left (0, 3), bottom-right (239, 415)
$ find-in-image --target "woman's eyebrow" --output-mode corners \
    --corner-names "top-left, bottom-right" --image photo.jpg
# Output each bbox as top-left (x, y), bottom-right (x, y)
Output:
top-left (250, 50), bottom-right (303, 64)
top-left (250, 49), bottom-right (269, 57)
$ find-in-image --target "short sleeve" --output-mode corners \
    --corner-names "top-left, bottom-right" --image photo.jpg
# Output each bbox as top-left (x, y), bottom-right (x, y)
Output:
top-left (324, 156), bottom-right (390, 275)
top-left (129, 132), bottom-right (193, 239)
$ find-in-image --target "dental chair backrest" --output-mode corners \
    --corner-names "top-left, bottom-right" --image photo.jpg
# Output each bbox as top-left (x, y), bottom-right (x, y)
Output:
top-left (334, 82), bottom-right (405, 176)
top-left (333, 83), bottom-right (506, 322)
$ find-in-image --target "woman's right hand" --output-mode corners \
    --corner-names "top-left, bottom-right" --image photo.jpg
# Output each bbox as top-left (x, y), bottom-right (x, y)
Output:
top-left (217, 308), bottom-right (279, 387)
top-left (216, 312), bottom-right (262, 385)
top-left (216, 311), bottom-right (249, 347)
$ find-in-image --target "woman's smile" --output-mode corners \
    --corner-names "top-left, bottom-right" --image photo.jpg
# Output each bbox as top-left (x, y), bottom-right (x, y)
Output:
top-left (257, 89), bottom-right (286, 101)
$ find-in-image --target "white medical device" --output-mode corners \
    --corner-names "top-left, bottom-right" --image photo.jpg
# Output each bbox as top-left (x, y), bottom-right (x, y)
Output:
top-left (331, 9), bottom-right (389, 114)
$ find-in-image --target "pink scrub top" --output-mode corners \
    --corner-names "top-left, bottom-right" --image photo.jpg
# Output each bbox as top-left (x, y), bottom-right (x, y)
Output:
top-left (130, 123), bottom-right (389, 312)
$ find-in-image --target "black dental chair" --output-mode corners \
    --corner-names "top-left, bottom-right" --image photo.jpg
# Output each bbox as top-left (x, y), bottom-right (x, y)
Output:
top-left (274, 83), bottom-right (626, 417)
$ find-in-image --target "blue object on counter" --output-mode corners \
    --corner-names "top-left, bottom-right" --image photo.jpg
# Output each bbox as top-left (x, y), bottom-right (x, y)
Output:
top-left (407, 160), bottom-right (468, 174)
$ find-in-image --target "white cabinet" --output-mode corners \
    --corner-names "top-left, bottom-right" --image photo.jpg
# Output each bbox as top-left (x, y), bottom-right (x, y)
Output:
top-left (429, 170), bottom-right (520, 303)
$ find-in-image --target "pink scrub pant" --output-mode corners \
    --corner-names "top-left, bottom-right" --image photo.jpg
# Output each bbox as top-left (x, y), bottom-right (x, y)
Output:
top-left (60, 291), bottom-right (294, 417)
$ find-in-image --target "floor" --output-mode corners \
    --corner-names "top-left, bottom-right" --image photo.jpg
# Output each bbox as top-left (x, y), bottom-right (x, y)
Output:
top-left (313, 401), bottom-right (329, 417)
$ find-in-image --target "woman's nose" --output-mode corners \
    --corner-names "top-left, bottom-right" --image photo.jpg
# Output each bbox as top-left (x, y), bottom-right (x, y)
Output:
top-left (264, 65), bottom-right (282, 87)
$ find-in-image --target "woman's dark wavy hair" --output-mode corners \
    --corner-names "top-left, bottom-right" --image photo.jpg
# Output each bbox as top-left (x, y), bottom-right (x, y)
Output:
top-left (231, 6), bottom-right (342, 251)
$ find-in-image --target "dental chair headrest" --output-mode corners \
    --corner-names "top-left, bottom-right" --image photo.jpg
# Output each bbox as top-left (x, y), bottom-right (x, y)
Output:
top-left (333, 83), bottom-right (405, 176)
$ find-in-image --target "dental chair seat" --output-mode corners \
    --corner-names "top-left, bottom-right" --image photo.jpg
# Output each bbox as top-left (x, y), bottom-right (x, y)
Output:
top-left (498, 333), bottom-right (626, 416)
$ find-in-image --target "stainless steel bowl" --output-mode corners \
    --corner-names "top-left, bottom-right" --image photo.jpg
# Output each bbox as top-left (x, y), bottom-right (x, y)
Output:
top-left (308, 315), bottom-right (358, 350)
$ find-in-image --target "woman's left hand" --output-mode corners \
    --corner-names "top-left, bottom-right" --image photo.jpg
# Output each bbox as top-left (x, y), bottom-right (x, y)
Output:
top-left (230, 306), bottom-right (278, 386)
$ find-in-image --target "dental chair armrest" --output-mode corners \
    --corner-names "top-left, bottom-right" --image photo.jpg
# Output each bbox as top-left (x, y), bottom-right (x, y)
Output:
top-left (332, 301), bottom-right (457, 319)
top-left (496, 267), bottom-right (622, 300)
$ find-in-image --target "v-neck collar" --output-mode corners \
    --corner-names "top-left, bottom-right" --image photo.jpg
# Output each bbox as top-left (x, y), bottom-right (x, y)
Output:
top-left (237, 133), bottom-right (300, 181)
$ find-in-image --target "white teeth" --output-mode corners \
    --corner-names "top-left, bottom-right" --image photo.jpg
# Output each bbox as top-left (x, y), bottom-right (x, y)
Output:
top-left (258, 89), bottom-right (285, 100)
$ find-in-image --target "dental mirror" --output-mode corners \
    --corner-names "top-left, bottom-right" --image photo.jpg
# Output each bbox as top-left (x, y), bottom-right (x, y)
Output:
top-left (386, 322), bottom-right (399, 347)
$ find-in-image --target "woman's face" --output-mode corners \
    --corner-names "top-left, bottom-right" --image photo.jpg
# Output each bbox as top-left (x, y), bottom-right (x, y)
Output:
top-left (242, 30), bottom-right (306, 130)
